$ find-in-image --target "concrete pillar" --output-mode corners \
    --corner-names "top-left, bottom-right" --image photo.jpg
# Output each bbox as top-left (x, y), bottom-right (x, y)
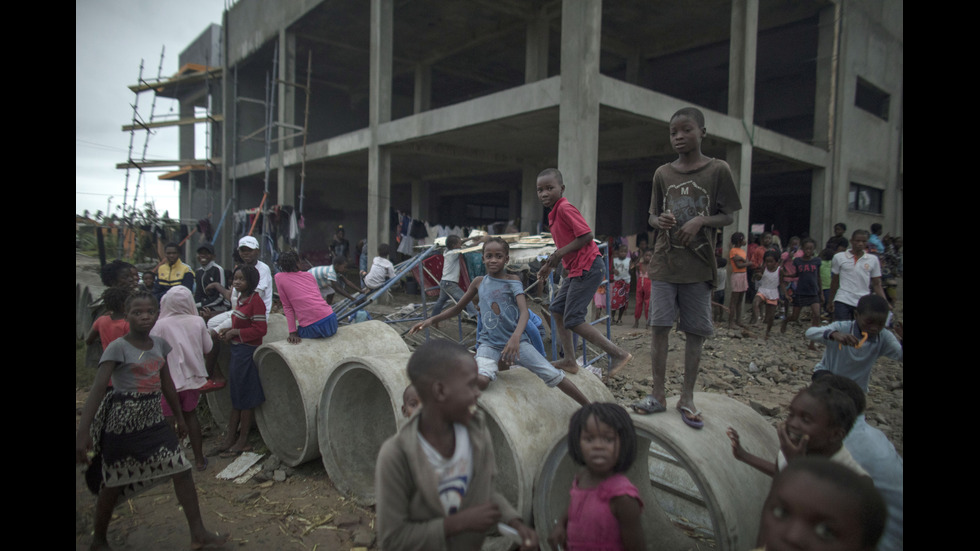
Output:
top-left (413, 64), bottom-right (431, 114)
top-left (525, 12), bottom-right (549, 83)
top-left (368, 0), bottom-right (394, 259)
top-left (810, 167), bottom-right (828, 241)
top-left (521, 166), bottom-right (542, 233)
top-left (557, 0), bottom-right (601, 227)
top-left (277, 29), bottom-right (297, 209)
top-left (726, 0), bottom-right (758, 243)
top-left (813, 4), bottom-right (839, 239)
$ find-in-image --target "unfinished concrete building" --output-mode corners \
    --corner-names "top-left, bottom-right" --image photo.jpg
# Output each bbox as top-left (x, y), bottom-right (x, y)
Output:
top-left (168, 0), bottom-right (903, 263)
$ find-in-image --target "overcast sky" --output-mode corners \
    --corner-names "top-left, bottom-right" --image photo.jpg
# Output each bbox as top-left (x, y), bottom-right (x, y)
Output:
top-left (76, 0), bottom-right (226, 219)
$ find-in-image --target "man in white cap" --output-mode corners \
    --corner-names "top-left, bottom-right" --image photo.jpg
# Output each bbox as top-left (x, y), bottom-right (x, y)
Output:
top-left (200, 236), bottom-right (273, 391)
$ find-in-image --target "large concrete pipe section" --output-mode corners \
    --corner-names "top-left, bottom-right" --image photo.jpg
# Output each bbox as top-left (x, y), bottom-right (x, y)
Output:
top-left (205, 313), bottom-right (289, 426)
top-left (533, 392), bottom-right (778, 550)
top-left (254, 320), bottom-right (409, 467)
top-left (480, 368), bottom-right (613, 521)
top-left (317, 353), bottom-right (413, 503)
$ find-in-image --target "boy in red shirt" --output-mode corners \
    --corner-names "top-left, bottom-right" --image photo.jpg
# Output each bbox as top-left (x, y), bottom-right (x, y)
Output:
top-left (536, 168), bottom-right (633, 378)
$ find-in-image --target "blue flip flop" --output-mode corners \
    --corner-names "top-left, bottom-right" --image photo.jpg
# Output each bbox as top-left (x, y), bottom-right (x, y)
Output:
top-left (632, 395), bottom-right (667, 414)
top-left (679, 407), bottom-right (704, 429)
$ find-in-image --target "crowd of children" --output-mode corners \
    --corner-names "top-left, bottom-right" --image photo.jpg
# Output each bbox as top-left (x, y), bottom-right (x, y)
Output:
top-left (80, 105), bottom-right (902, 550)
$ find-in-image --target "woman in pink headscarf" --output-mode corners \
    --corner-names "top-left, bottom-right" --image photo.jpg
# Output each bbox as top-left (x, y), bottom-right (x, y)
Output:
top-left (150, 286), bottom-right (212, 471)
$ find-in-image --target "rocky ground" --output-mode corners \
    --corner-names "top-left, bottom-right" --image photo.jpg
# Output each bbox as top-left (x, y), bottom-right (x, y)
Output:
top-left (76, 254), bottom-right (902, 549)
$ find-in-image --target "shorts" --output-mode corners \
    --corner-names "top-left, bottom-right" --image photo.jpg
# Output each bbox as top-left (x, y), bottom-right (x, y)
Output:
top-left (550, 256), bottom-right (605, 328)
top-left (713, 290), bottom-right (725, 305)
top-left (650, 280), bottom-right (713, 337)
top-left (297, 312), bottom-right (338, 339)
top-left (833, 301), bottom-right (856, 321)
top-left (730, 272), bottom-right (748, 293)
top-left (475, 342), bottom-right (564, 387)
top-left (160, 389), bottom-right (201, 416)
top-left (792, 294), bottom-right (820, 308)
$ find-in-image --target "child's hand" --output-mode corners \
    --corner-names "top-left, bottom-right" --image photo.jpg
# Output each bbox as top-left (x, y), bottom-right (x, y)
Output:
top-left (76, 432), bottom-right (93, 464)
top-left (408, 320), bottom-right (430, 335)
top-left (657, 211), bottom-right (677, 231)
top-left (548, 517), bottom-right (567, 550)
top-left (893, 321), bottom-right (903, 341)
top-left (452, 502), bottom-right (500, 533)
top-left (175, 419), bottom-right (189, 440)
top-left (287, 332), bottom-right (302, 344)
top-left (726, 427), bottom-right (745, 460)
top-left (777, 421), bottom-right (809, 461)
top-left (510, 519), bottom-right (539, 551)
top-left (220, 328), bottom-right (240, 342)
top-left (501, 337), bottom-right (520, 366)
top-left (829, 331), bottom-right (859, 347)
top-left (676, 217), bottom-right (705, 246)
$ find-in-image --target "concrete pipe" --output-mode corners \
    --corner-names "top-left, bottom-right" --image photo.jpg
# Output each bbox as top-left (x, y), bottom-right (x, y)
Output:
top-left (317, 353), bottom-right (413, 503)
top-left (254, 320), bottom-right (409, 467)
top-left (533, 392), bottom-right (778, 551)
top-left (204, 313), bottom-right (290, 427)
top-left (478, 368), bottom-right (613, 521)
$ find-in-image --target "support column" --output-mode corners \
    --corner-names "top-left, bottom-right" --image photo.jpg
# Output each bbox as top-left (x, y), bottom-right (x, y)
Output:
top-left (726, 0), bottom-right (758, 245)
top-left (219, 11), bottom-right (235, 267)
top-left (413, 64), bottom-right (431, 113)
top-left (277, 30), bottom-right (297, 210)
top-left (525, 11), bottom-right (549, 83)
top-left (557, 0), bottom-right (601, 227)
top-left (368, 0), bottom-right (393, 260)
top-left (521, 166), bottom-right (541, 233)
top-left (813, 4), bottom-right (839, 240)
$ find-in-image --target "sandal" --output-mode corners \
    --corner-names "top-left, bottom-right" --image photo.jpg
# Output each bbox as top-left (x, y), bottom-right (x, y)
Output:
top-left (632, 395), bottom-right (667, 414)
top-left (679, 406), bottom-right (704, 429)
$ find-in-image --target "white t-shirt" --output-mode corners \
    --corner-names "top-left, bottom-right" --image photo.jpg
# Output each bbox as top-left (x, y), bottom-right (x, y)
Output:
top-left (418, 423), bottom-right (473, 515)
top-left (831, 250), bottom-right (881, 307)
top-left (442, 250), bottom-right (463, 283)
top-left (613, 257), bottom-right (631, 283)
top-left (365, 257), bottom-right (396, 289)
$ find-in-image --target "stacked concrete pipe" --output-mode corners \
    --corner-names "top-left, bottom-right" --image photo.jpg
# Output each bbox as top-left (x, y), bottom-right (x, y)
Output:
top-left (532, 392), bottom-right (778, 550)
top-left (317, 353), bottom-right (414, 503)
top-left (205, 313), bottom-right (290, 426)
top-left (253, 320), bottom-right (409, 467)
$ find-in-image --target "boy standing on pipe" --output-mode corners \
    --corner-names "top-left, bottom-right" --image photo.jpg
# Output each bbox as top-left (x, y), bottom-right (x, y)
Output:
top-left (632, 107), bottom-right (741, 429)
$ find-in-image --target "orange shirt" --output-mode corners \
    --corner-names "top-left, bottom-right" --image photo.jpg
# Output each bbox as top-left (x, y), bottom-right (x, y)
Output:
top-left (729, 247), bottom-right (747, 273)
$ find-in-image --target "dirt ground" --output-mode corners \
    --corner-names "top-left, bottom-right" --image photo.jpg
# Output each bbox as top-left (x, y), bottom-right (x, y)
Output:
top-left (75, 259), bottom-right (902, 550)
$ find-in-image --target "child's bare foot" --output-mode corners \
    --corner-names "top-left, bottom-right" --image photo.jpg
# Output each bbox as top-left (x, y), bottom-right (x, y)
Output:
top-left (632, 321), bottom-right (639, 329)
top-left (606, 352), bottom-right (633, 378)
top-left (191, 530), bottom-right (230, 550)
top-left (552, 358), bottom-right (580, 374)
top-left (89, 538), bottom-right (113, 551)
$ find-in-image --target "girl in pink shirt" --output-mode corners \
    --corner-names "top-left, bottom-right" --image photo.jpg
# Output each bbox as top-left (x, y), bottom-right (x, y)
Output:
top-left (274, 251), bottom-right (338, 344)
top-left (550, 403), bottom-right (645, 551)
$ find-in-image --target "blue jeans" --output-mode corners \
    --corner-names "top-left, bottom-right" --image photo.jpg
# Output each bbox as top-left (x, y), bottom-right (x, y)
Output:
top-left (431, 280), bottom-right (477, 317)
